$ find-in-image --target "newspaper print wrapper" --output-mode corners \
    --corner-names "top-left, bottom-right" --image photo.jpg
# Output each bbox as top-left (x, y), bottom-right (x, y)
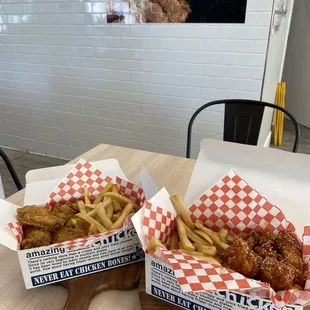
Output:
top-left (142, 170), bottom-right (310, 308)
top-left (7, 158), bottom-right (146, 250)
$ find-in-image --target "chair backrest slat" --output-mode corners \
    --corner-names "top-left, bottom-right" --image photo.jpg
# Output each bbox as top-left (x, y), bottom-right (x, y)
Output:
top-left (186, 99), bottom-right (300, 158)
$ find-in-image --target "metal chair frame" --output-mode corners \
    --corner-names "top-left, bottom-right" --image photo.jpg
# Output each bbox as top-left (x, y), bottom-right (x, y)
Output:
top-left (0, 148), bottom-right (23, 191)
top-left (186, 99), bottom-right (300, 158)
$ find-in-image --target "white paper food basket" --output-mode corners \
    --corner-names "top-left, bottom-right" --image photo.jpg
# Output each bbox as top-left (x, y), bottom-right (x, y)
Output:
top-left (133, 139), bottom-right (310, 310)
top-left (0, 158), bottom-right (157, 289)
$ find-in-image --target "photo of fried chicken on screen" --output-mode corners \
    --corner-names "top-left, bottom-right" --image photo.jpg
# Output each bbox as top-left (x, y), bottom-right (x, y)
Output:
top-left (107, 0), bottom-right (247, 24)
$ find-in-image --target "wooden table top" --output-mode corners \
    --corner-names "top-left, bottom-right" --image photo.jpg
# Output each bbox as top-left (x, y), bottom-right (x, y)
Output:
top-left (2, 144), bottom-right (196, 310)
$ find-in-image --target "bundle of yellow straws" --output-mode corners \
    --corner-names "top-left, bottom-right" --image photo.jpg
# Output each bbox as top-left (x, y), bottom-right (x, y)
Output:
top-left (274, 82), bottom-right (286, 146)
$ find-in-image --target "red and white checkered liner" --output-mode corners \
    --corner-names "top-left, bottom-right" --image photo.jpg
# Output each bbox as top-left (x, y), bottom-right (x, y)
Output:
top-left (7, 158), bottom-right (146, 251)
top-left (143, 202), bottom-right (176, 248)
top-left (143, 170), bottom-right (310, 307)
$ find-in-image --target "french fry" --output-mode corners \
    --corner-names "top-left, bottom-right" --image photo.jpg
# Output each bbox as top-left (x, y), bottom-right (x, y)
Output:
top-left (194, 230), bottom-right (213, 245)
top-left (149, 237), bottom-right (165, 254)
top-left (195, 223), bottom-right (229, 250)
top-left (113, 200), bottom-right (122, 213)
top-left (176, 216), bottom-right (195, 251)
top-left (194, 244), bottom-right (217, 256)
top-left (96, 200), bottom-right (113, 230)
top-left (170, 195), bottom-right (195, 230)
top-left (170, 231), bottom-right (179, 250)
top-left (178, 250), bottom-right (221, 266)
top-left (183, 223), bottom-right (211, 245)
top-left (87, 209), bottom-right (96, 218)
top-left (103, 192), bottom-right (140, 210)
top-left (72, 204), bottom-right (79, 211)
top-left (84, 187), bottom-right (91, 204)
top-left (106, 204), bottom-right (113, 220)
top-left (219, 228), bottom-right (228, 243)
top-left (111, 203), bottom-right (134, 230)
top-left (112, 184), bottom-right (119, 194)
top-left (93, 183), bottom-right (113, 204)
top-left (88, 224), bottom-right (98, 235)
top-left (77, 200), bottom-right (87, 214)
top-left (227, 234), bottom-right (234, 245)
top-left (112, 212), bottom-right (121, 222)
top-left (76, 213), bottom-right (107, 233)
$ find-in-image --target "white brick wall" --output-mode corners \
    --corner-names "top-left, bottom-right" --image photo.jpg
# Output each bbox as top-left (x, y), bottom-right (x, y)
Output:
top-left (0, 0), bottom-right (273, 159)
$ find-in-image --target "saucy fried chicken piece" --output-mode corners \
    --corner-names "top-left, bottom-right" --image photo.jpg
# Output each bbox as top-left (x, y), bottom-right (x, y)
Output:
top-left (52, 227), bottom-right (86, 243)
top-left (17, 206), bottom-right (66, 231)
top-left (255, 242), bottom-right (279, 260)
top-left (253, 231), bottom-right (276, 246)
top-left (51, 203), bottom-right (77, 222)
top-left (220, 237), bottom-right (262, 278)
top-left (145, 2), bottom-right (168, 23)
top-left (260, 257), bottom-right (295, 291)
top-left (150, 0), bottom-right (191, 23)
top-left (21, 227), bottom-right (51, 250)
top-left (276, 230), bottom-right (301, 253)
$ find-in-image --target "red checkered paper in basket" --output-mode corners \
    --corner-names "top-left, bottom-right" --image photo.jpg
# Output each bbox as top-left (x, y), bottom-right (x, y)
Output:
top-left (143, 170), bottom-right (310, 308)
top-left (7, 158), bottom-right (146, 250)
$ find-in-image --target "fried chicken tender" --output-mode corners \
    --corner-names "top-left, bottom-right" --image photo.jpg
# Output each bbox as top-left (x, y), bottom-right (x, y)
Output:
top-left (21, 227), bottom-right (51, 250)
top-left (52, 227), bottom-right (86, 243)
top-left (220, 237), bottom-right (262, 278)
top-left (17, 206), bottom-right (66, 231)
top-left (255, 242), bottom-right (279, 260)
top-left (150, 0), bottom-right (191, 23)
top-left (260, 257), bottom-right (296, 291)
top-left (51, 203), bottom-right (77, 222)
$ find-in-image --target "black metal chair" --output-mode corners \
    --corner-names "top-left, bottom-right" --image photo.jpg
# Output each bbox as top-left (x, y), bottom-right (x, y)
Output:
top-left (186, 99), bottom-right (300, 158)
top-left (0, 148), bottom-right (23, 191)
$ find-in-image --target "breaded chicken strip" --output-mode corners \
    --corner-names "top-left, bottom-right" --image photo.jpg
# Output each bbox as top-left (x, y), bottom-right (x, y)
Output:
top-left (52, 227), bottom-right (86, 243)
top-left (21, 227), bottom-right (51, 250)
top-left (17, 206), bottom-right (65, 231)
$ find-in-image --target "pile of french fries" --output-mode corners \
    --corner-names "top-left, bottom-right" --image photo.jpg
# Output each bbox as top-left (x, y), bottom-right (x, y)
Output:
top-left (148, 195), bottom-right (233, 266)
top-left (68, 183), bottom-right (139, 235)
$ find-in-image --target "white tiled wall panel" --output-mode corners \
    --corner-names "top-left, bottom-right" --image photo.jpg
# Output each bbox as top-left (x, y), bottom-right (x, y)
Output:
top-left (0, 0), bottom-right (273, 159)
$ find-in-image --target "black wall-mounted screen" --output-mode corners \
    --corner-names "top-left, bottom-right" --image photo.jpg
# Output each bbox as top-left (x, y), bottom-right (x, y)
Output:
top-left (107, 0), bottom-right (248, 24)
top-left (186, 0), bottom-right (247, 23)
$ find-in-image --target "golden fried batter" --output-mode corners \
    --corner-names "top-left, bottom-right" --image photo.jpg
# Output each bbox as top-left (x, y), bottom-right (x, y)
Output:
top-left (17, 206), bottom-right (66, 231)
top-left (255, 242), bottom-right (279, 260)
top-left (260, 257), bottom-right (295, 291)
top-left (51, 203), bottom-right (77, 222)
top-left (52, 227), bottom-right (86, 243)
top-left (21, 227), bottom-right (51, 250)
top-left (220, 237), bottom-right (262, 278)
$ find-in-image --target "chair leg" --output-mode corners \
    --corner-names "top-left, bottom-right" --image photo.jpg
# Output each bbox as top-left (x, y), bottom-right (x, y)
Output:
top-left (0, 149), bottom-right (23, 191)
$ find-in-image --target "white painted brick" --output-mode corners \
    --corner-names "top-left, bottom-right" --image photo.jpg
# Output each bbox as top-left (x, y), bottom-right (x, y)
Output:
top-left (122, 60), bottom-right (140, 71)
top-left (254, 41), bottom-right (268, 54)
top-left (122, 82), bottom-right (140, 92)
top-left (141, 104), bottom-right (158, 115)
top-left (226, 66), bottom-right (251, 79)
top-left (215, 53), bottom-right (239, 65)
top-left (239, 53), bottom-right (266, 67)
top-left (213, 78), bottom-right (237, 90)
top-left (123, 103), bottom-right (140, 113)
top-left (251, 67), bottom-right (265, 80)
top-left (74, 2), bottom-right (92, 13)
top-left (132, 72), bottom-right (150, 82)
top-left (243, 27), bottom-right (269, 40)
top-left (124, 121), bottom-right (140, 132)
top-left (0, 1), bottom-right (271, 159)
top-left (92, 2), bottom-right (106, 13)
top-left (142, 124), bottom-right (159, 135)
top-left (159, 106), bottom-right (179, 118)
top-left (236, 79), bottom-right (263, 92)
top-left (218, 27), bottom-right (243, 39)
top-left (114, 70), bottom-right (131, 81)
